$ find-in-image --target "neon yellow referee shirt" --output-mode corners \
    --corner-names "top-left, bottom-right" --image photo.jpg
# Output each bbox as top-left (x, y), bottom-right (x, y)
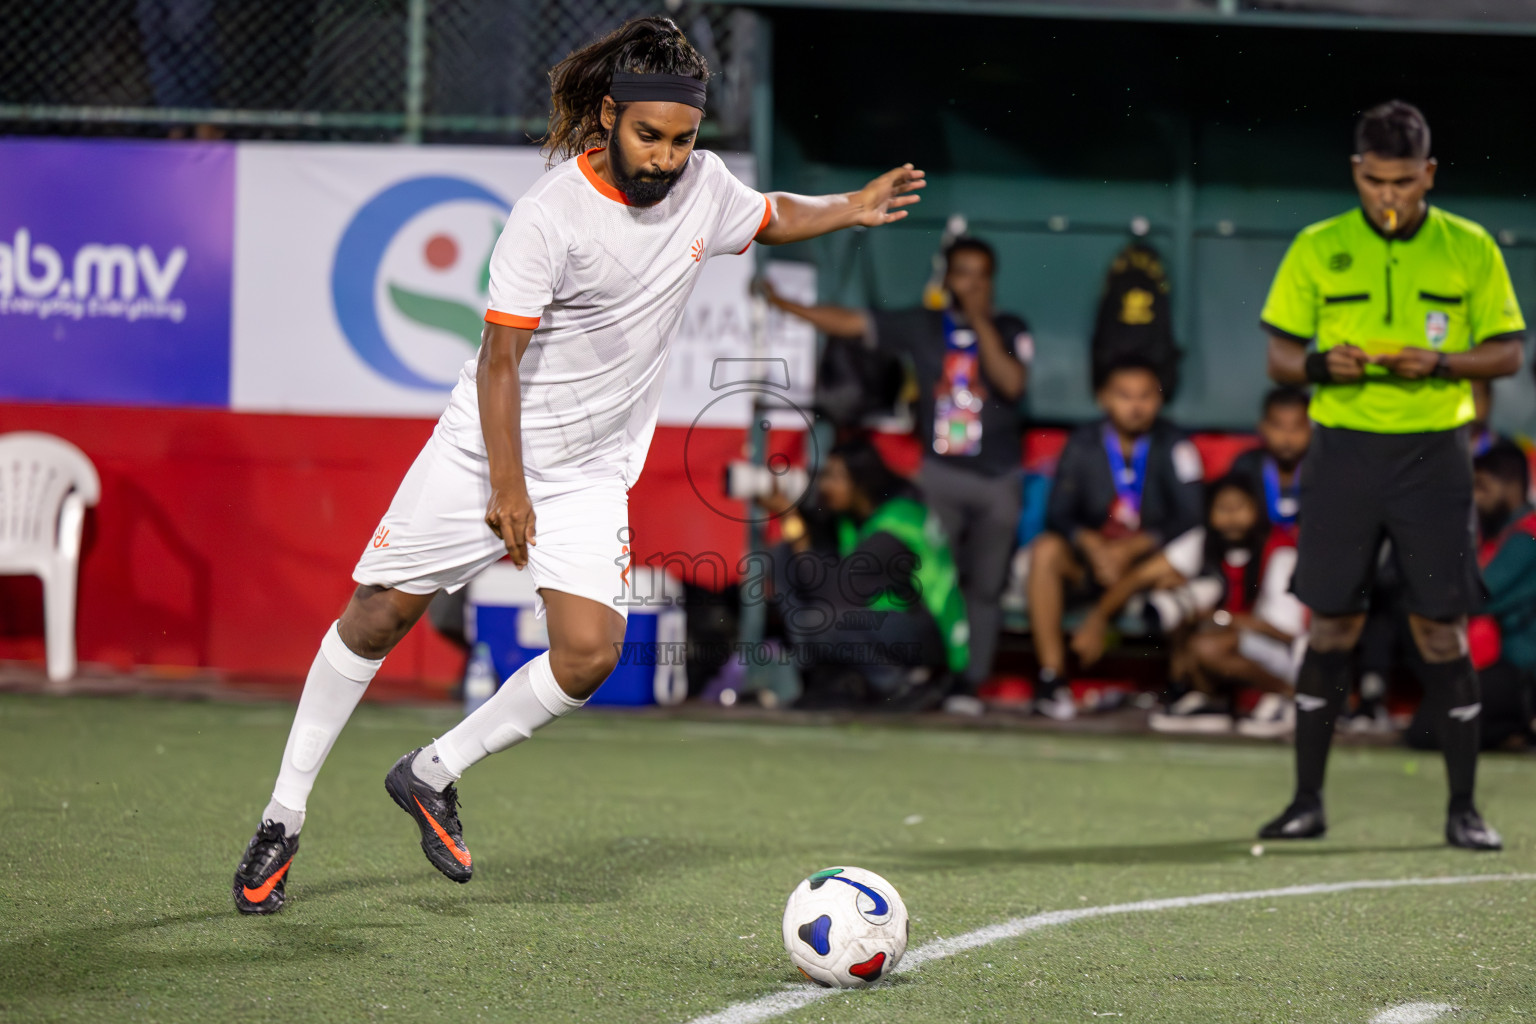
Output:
top-left (1261, 206), bottom-right (1525, 434)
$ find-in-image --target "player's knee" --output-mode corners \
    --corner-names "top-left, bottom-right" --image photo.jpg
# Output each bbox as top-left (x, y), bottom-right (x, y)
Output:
top-left (552, 638), bottom-right (620, 696)
top-left (1030, 532), bottom-right (1068, 574)
top-left (1188, 631), bottom-right (1231, 668)
top-left (337, 587), bottom-right (415, 660)
top-left (337, 616), bottom-right (398, 660)
top-left (1408, 614), bottom-right (1468, 664)
top-left (1308, 613), bottom-right (1367, 653)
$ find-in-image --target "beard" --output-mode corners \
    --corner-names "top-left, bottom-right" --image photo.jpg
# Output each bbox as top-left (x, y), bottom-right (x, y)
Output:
top-left (609, 139), bottom-right (684, 206)
top-left (1479, 507), bottom-right (1513, 541)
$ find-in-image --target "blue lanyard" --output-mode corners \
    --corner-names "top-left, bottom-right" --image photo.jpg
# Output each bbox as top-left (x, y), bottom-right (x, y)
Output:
top-left (1103, 426), bottom-right (1151, 508)
top-left (1262, 457), bottom-right (1299, 526)
top-left (941, 312), bottom-right (973, 354)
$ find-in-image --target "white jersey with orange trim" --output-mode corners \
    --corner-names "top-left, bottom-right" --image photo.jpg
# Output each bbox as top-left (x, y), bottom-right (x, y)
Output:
top-left (436, 147), bottom-right (770, 488)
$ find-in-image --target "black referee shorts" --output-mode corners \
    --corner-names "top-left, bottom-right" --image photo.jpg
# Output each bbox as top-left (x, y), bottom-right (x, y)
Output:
top-left (1292, 424), bottom-right (1484, 620)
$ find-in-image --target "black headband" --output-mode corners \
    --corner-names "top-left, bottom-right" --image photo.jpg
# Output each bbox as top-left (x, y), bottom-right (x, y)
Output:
top-left (608, 71), bottom-right (707, 110)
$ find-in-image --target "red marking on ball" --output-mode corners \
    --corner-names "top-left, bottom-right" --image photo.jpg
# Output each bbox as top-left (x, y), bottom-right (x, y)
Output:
top-left (424, 234), bottom-right (458, 269)
top-left (848, 951), bottom-right (886, 980)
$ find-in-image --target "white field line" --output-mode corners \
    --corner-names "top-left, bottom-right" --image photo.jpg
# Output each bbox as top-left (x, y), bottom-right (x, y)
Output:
top-left (1370, 1004), bottom-right (1456, 1024)
top-left (687, 873), bottom-right (1536, 1024)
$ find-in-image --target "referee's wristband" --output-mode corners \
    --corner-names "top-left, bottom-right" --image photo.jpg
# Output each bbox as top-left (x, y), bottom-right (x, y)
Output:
top-left (1304, 351), bottom-right (1333, 384)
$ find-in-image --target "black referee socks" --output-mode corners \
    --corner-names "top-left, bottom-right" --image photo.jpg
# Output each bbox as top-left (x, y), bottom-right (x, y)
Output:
top-left (1292, 647), bottom-right (1353, 804)
top-left (1412, 656), bottom-right (1482, 814)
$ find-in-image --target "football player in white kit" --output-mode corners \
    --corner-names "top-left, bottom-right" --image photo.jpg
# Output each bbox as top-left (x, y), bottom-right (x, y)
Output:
top-left (233, 15), bottom-right (925, 913)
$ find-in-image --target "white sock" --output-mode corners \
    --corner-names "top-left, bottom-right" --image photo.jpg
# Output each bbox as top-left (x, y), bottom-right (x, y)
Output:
top-left (268, 621), bottom-right (383, 825)
top-left (430, 653), bottom-right (582, 781)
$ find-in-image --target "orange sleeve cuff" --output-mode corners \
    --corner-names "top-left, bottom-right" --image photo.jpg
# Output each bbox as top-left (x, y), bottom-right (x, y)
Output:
top-left (484, 310), bottom-right (540, 329)
top-left (736, 195), bottom-right (773, 255)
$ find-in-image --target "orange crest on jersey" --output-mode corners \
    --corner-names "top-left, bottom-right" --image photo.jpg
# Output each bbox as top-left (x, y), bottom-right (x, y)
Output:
top-left (690, 238), bottom-right (704, 263)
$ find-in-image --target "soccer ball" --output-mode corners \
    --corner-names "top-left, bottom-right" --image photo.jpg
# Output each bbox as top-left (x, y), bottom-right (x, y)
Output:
top-left (781, 866), bottom-right (909, 988)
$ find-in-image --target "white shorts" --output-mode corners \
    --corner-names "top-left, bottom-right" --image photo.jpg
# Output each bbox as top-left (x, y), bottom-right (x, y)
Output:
top-left (352, 427), bottom-right (632, 619)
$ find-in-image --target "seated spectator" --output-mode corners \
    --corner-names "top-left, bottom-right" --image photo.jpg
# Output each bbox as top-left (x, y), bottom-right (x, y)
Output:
top-left (1229, 386), bottom-right (1311, 542)
top-left (761, 437), bottom-right (970, 709)
top-left (1072, 476), bottom-right (1305, 736)
top-left (759, 238), bottom-right (1031, 702)
top-left (1409, 440), bottom-right (1536, 749)
top-left (1026, 354), bottom-right (1204, 720)
top-left (1469, 379), bottom-right (1499, 457)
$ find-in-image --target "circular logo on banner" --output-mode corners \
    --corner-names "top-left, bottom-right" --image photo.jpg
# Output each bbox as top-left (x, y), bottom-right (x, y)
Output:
top-left (332, 176), bottom-right (510, 390)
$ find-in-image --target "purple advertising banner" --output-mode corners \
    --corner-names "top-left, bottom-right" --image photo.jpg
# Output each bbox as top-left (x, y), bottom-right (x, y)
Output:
top-left (0, 139), bottom-right (234, 406)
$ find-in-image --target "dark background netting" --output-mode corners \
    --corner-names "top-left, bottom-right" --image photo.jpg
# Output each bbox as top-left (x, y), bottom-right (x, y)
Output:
top-left (0, 0), bottom-right (757, 143)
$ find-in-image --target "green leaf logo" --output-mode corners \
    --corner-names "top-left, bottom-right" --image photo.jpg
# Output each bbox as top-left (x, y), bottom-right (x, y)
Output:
top-left (387, 284), bottom-right (483, 348)
top-left (386, 218), bottom-right (503, 349)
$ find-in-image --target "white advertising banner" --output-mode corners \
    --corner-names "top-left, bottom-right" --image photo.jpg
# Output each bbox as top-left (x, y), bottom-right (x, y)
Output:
top-left (230, 142), bottom-right (809, 427)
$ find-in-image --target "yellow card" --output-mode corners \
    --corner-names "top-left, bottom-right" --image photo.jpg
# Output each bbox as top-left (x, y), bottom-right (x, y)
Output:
top-left (1355, 338), bottom-right (1403, 357)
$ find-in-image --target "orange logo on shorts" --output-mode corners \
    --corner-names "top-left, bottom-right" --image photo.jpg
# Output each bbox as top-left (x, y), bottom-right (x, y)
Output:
top-left (690, 238), bottom-right (704, 263)
top-left (372, 526), bottom-right (391, 549)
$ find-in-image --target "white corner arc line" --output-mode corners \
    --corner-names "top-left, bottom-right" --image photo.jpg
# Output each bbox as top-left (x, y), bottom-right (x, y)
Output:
top-left (686, 873), bottom-right (1536, 1024)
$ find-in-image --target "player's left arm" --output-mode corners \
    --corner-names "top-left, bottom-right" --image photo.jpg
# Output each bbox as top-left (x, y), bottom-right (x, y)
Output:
top-left (754, 164), bottom-right (926, 246)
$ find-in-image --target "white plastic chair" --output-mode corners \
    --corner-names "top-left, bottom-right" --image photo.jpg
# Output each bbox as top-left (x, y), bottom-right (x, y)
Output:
top-left (0, 432), bottom-right (100, 682)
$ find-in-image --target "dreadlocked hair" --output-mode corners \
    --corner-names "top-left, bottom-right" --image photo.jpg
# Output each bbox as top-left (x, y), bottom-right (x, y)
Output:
top-left (542, 16), bottom-right (708, 165)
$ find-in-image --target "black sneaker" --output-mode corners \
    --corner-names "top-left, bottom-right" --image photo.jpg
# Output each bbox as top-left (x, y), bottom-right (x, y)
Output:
top-left (233, 820), bottom-right (300, 915)
top-left (1258, 798), bottom-right (1327, 840)
top-left (1446, 807), bottom-right (1503, 851)
top-left (385, 748), bottom-right (473, 883)
top-left (1149, 690), bottom-right (1232, 735)
top-left (1033, 680), bottom-right (1077, 722)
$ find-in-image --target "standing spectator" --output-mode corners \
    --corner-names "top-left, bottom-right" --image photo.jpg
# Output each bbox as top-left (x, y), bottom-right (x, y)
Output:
top-left (759, 238), bottom-right (1031, 701)
top-left (1256, 101), bottom-right (1524, 849)
top-left (1027, 354), bottom-right (1205, 719)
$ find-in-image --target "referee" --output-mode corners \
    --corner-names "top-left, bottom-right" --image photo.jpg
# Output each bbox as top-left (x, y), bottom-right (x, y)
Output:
top-left (1259, 101), bottom-right (1525, 850)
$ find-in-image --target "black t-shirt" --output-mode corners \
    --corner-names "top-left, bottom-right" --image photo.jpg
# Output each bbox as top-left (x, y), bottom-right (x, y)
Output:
top-left (1228, 448), bottom-right (1301, 529)
top-left (869, 308), bottom-right (1032, 478)
top-left (1045, 419), bottom-right (1206, 546)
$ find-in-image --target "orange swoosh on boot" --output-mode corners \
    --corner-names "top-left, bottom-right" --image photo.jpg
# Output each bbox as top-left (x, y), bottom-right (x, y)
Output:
top-left (242, 858), bottom-right (292, 903)
top-left (414, 796), bottom-right (472, 867)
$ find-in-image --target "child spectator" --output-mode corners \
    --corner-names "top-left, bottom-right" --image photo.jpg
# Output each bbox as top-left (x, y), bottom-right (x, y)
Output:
top-left (1229, 386), bottom-right (1311, 542)
top-left (1026, 354), bottom-right (1204, 719)
top-left (1071, 476), bottom-right (1305, 735)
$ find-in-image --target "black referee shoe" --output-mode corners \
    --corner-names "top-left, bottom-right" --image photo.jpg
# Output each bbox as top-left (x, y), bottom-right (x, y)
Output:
top-left (1258, 798), bottom-right (1327, 840)
top-left (1446, 807), bottom-right (1503, 851)
top-left (385, 749), bottom-right (473, 883)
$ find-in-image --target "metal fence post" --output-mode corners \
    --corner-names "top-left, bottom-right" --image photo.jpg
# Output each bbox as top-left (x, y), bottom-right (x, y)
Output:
top-left (403, 0), bottom-right (428, 143)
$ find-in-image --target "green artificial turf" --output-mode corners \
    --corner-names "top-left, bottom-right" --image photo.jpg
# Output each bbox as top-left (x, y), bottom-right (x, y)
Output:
top-left (1, 694), bottom-right (1534, 1023)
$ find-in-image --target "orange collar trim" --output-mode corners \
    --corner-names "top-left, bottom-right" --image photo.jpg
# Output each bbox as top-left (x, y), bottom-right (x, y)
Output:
top-left (578, 149), bottom-right (631, 206)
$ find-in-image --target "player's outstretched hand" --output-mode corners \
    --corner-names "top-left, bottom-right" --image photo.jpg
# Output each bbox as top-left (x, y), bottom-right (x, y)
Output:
top-left (855, 164), bottom-right (926, 227)
top-left (486, 483), bottom-right (537, 567)
top-left (1373, 346), bottom-right (1439, 380)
